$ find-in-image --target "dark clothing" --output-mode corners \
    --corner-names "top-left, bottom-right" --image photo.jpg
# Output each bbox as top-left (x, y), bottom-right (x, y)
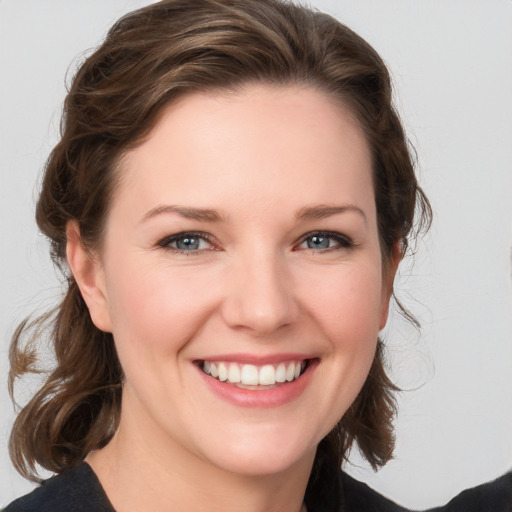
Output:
top-left (4, 462), bottom-right (511, 511)
top-left (3, 464), bottom-right (113, 512)
top-left (340, 471), bottom-right (512, 511)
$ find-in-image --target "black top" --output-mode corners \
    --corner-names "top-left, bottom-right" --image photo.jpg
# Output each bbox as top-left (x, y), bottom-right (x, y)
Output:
top-left (3, 463), bottom-right (114, 512)
top-left (3, 462), bottom-right (511, 512)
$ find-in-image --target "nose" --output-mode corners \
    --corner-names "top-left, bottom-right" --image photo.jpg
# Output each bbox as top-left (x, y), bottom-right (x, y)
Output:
top-left (220, 249), bottom-right (299, 336)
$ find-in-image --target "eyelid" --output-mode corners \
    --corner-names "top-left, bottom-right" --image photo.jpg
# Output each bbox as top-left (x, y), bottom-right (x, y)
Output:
top-left (157, 231), bottom-right (219, 253)
top-left (294, 230), bottom-right (355, 251)
top-left (155, 230), bottom-right (354, 254)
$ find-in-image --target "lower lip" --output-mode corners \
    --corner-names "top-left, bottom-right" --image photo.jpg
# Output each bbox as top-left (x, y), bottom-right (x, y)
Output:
top-left (196, 361), bottom-right (317, 408)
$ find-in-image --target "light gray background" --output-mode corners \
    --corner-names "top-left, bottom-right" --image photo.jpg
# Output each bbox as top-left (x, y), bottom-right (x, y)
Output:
top-left (1, 0), bottom-right (511, 509)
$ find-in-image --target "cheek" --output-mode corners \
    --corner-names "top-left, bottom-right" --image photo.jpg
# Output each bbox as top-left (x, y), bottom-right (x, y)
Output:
top-left (104, 261), bottom-right (220, 363)
top-left (301, 263), bottom-right (383, 407)
top-left (302, 263), bottom-right (384, 342)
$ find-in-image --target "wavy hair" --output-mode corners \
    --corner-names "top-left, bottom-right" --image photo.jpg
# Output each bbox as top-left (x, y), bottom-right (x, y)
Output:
top-left (8, 0), bottom-right (431, 503)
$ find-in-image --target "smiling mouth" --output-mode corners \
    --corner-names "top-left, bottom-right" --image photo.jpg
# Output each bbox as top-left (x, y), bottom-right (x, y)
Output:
top-left (198, 360), bottom-right (311, 388)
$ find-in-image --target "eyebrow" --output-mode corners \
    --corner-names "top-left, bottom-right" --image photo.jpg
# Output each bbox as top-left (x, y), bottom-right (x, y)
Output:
top-left (140, 205), bottom-right (226, 223)
top-left (140, 203), bottom-right (366, 224)
top-left (296, 204), bottom-right (367, 224)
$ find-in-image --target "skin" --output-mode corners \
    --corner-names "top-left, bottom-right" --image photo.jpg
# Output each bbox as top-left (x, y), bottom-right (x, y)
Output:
top-left (67, 84), bottom-right (398, 512)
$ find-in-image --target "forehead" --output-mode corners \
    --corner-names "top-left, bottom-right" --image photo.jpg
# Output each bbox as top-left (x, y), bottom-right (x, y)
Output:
top-left (113, 84), bottom-right (375, 223)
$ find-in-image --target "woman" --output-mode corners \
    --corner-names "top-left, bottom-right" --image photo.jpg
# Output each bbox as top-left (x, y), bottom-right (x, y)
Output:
top-left (3, 1), bottom-right (511, 511)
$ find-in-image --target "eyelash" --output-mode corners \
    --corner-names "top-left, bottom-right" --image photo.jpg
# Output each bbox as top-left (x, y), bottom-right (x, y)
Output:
top-left (296, 231), bottom-right (354, 253)
top-left (157, 231), bottom-right (217, 255)
top-left (156, 230), bottom-right (354, 255)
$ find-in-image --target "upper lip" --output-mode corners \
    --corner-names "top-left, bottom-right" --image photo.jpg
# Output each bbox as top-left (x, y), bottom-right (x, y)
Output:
top-left (195, 353), bottom-right (315, 365)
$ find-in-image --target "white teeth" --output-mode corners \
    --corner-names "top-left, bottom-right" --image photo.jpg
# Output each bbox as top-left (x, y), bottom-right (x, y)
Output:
top-left (275, 363), bottom-right (286, 383)
top-left (285, 363), bottom-right (295, 382)
top-left (241, 364), bottom-right (259, 385)
top-left (259, 365), bottom-right (276, 385)
top-left (218, 362), bottom-right (228, 382)
top-left (227, 363), bottom-right (241, 383)
top-left (202, 360), bottom-right (307, 386)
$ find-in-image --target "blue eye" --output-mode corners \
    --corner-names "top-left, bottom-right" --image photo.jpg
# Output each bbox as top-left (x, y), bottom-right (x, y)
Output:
top-left (158, 232), bottom-right (214, 253)
top-left (174, 235), bottom-right (201, 250)
top-left (306, 234), bottom-right (331, 249)
top-left (298, 231), bottom-right (353, 252)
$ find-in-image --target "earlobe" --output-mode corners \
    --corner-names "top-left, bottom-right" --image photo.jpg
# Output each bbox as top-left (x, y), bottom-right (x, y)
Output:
top-left (65, 221), bottom-right (112, 332)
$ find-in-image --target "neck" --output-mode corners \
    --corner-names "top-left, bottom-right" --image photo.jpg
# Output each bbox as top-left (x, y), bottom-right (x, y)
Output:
top-left (87, 399), bottom-right (315, 512)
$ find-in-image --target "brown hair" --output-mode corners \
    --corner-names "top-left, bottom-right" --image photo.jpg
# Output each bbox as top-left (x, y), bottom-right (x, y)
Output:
top-left (8, 0), bottom-right (431, 501)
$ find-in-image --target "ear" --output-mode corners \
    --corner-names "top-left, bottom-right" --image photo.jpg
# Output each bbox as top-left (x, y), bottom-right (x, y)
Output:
top-left (66, 221), bottom-right (112, 332)
top-left (379, 240), bottom-right (402, 330)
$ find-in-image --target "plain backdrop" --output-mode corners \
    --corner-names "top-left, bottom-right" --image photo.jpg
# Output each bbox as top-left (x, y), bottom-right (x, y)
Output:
top-left (1, 0), bottom-right (511, 509)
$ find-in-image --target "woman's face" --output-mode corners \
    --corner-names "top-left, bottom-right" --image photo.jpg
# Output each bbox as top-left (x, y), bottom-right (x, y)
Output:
top-left (81, 84), bottom-right (395, 476)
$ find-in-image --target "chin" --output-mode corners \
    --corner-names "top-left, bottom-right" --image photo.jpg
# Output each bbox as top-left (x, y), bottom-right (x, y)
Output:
top-left (212, 447), bottom-right (313, 478)
top-left (195, 424), bottom-right (319, 477)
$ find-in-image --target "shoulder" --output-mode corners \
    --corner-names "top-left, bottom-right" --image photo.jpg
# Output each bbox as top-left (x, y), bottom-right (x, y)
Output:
top-left (339, 470), bottom-right (512, 512)
top-left (426, 471), bottom-right (512, 512)
top-left (340, 471), bottom-right (411, 511)
top-left (3, 462), bottom-right (114, 512)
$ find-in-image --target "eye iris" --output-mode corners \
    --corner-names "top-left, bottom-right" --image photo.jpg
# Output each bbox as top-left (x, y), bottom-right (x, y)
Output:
top-left (176, 236), bottom-right (200, 250)
top-left (307, 235), bottom-right (330, 249)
